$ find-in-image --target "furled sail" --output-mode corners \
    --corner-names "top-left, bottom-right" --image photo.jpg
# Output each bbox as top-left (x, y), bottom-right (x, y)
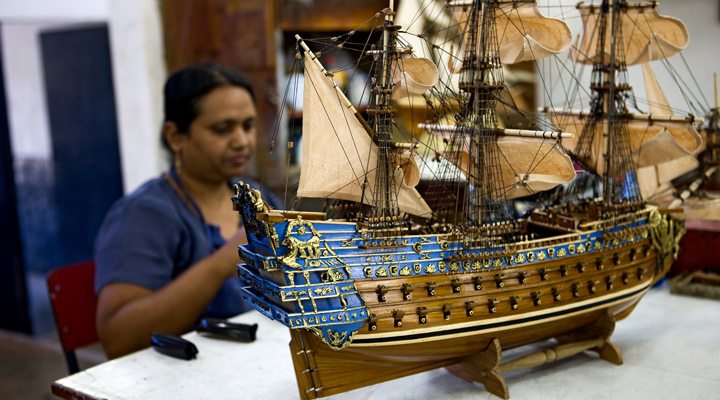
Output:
top-left (572, 3), bottom-right (688, 65)
top-left (450, 0), bottom-right (571, 64)
top-left (297, 52), bottom-right (432, 217)
top-left (421, 124), bottom-right (576, 199)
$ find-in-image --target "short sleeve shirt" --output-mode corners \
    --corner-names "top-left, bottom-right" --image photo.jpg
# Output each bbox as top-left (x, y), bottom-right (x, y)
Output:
top-left (94, 170), bottom-right (280, 319)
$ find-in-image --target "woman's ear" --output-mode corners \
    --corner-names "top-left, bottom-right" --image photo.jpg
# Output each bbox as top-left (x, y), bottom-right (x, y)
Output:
top-left (163, 121), bottom-right (184, 154)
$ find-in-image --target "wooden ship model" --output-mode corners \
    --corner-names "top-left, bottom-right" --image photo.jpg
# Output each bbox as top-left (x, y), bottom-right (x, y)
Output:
top-left (548, 1), bottom-right (719, 279)
top-left (231, 1), bottom-right (684, 398)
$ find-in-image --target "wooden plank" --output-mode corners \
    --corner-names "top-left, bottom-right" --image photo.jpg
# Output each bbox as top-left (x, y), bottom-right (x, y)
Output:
top-left (278, 0), bottom-right (391, 31)
top-left (159, 0), bottom-right (279, 183)
top-left (160, 0), bottom-right (276, 72)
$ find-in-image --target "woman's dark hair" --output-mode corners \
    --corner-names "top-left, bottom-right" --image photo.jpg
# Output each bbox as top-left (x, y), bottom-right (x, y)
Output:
top-left (162, 62), bottom-right (255, 151)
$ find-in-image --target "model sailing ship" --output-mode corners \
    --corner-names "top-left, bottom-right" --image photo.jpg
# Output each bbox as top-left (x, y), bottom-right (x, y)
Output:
top-left (231, 1), bottom-right (684, 398)
top-left (547, 1), bottom-right (717, 278)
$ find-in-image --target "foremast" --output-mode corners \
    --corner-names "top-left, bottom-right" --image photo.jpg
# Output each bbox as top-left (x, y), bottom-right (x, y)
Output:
top-left (293, 10), bottom-right (432, 226)
top-left (366, 0), bottom-right (404, 234)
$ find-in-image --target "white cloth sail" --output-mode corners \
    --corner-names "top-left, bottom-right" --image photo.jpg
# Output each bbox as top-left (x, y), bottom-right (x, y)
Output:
top-left (637, 155), bottom-right (699, 200)
top-left (297, 52), bottom-right (432, 217)
top-left (635, 62), bottom-right (703, 200)
top-left (392, 57), bottom-right (439, 100)
top-left (395, 149), bottom-right (422, 188)
top-left (550, 111), bottom-right (702, 176)
top-left (430, 125), bottom-right (576, 199)
top-left (572, 3), bottom-right (688, 66)
top-left (496, 136), bottom-right (576, 199)
top-left (641, 62), bottom-right (673, 115)
top-left (451, 1), bottom-right (571, 64)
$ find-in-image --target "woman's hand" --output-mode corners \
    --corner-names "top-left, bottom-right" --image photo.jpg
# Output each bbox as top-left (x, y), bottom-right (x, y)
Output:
top-left (214, 226), bottom-right (248, 279)
top-left (96, 226), bottom-right (250, 358)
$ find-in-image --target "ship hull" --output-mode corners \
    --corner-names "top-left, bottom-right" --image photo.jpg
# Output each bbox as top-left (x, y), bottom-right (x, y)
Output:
top-left (288, 250), bottom-right (667, 398)
top-left (232, 183), bottom-right (682, 399)
top-left (290, 285), bottom-right (652, 398)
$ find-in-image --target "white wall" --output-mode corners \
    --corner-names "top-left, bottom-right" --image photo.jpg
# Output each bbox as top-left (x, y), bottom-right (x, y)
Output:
top-left (1, 23), bottom-right (51, 159)
top-left (0, 0), bottom-right (108, 161)
top-left (659, 0), bottom-right (720, 112)
top-left (0, 0), bottom-right (107, 22)
top-left (0, 0), bottom-right (166, 194)
top-left (107, 0), bottom-right (166, 193)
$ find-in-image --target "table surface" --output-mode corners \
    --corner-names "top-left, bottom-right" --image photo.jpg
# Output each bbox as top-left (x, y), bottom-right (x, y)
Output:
top-left (52, 284), bottom-right (720, 400)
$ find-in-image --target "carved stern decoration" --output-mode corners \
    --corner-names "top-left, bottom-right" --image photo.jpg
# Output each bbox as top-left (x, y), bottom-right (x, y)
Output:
top-left (233, 183), bottom-right (367, 349)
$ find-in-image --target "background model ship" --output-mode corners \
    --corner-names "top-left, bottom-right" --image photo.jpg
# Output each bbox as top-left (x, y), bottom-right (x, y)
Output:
top-left (232, 1), bottom-right (685, 398)
top-left (544, 0), bottom-right (719, 279)
top-left (657, 78), bottom-right (720, 279)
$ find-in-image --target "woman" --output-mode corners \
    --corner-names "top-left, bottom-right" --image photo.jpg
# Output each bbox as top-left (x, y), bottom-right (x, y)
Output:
top-left (94, 63), bottom-right (279, 358)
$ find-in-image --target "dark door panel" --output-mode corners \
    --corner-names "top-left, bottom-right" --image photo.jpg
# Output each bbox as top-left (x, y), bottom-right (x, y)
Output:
top-left (40, 25), bottom-right (123, 267)
top-left (0, 25), bottom-right (32, 333)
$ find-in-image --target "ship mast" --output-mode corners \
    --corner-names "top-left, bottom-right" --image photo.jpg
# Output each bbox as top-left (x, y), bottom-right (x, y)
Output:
top-left (457, 0), bottom-right (511, 226)
top-left (366, 0), bottom-right (402, 232)
top-left (575, 0), bottom-right (642, 212)
top-left (705, 73), bottom-right (720, 176)
top-left (602, 0), bottom-right (620, 206)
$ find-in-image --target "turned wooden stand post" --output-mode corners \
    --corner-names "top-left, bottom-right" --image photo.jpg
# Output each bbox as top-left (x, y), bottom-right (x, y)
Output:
top-left (289, 330), bottom-right (321, 400)
top-left (446, 312), bottom-right (622, 399)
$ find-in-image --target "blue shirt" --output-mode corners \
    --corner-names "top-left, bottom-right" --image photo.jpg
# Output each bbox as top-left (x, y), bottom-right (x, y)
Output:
top-left (94, 169), bottom-right (280, 319)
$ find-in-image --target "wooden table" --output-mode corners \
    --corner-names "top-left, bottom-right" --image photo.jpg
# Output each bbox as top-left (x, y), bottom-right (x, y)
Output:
top-left (52, 285), bottom-right (720, 399)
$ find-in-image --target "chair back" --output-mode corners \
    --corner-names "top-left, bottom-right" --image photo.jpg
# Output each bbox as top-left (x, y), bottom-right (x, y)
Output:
top-left (47, 261), bottom-right (98, 373)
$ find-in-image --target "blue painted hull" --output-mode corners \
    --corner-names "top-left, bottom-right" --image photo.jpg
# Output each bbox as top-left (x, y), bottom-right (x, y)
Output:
top-left (233, 182), bottom-right (677, 351)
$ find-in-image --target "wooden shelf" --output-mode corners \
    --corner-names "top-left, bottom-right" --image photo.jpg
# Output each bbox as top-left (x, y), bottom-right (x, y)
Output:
top-left (278, 0), bottom-right (393, 31)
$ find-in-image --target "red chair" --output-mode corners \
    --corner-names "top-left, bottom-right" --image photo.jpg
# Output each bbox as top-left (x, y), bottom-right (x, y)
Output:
top-left (47, 261), bottom-right (99, 374)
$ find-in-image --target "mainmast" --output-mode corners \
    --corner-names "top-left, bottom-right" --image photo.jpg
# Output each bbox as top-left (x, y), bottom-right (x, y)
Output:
top-left (457, 0), bottom-right (511, 225)
top-left (602, 0), bottom-right (618, 204)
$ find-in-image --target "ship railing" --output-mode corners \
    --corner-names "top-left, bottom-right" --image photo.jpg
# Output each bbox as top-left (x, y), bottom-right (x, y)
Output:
top-left (507, 231), bottom-right (586, 253)
top-left (257, 210), bottom-right (328, 223)
top-left (527, 218), bottom-right (579, 234)
top-left (240, 287), bottom-right (289, 325)
top-left (578, 207), bottom-right (652, 230)
top-left (239, 245), bottom-right (282, 271)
